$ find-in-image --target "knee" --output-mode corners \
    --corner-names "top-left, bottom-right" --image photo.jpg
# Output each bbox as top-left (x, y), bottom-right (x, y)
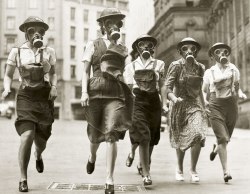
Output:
top-left (218, 137), bottom-right (228, 145)
top-left (20, 130), bottom-right (35, 144)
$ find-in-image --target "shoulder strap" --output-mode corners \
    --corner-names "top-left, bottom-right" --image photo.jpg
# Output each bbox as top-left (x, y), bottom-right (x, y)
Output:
top-left (40, 48), bottom-right (44, 62)
top-left (152, 60), bottom-right (157, 70)
top-left (231, 69), bottom-right (235, 94)
top-left (17, 47), bottom-right (21, 67)
top-left (132, 61), bottom-right (135, 71)
top-left (211, 69), bottom-right (215, 81)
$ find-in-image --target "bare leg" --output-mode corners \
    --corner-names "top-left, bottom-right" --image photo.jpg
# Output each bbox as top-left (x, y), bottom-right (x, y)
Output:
top-left (149, 145), bottom-right (154, 165)
top-left (129, 143), bottom-right (138, 159)
top-left (139, 141), bottom-right (150, 176)
top-left (217, 143), bottom-right (228, 174)
top-left (89, 142), bottom-right (100, 163)
top-left (176, 149), bottom-right (185, 173)
top-left (106, 142), bottom-right (117, 184)
top-left (190, 143), bottom-right (201, 173)
top-left (19, 130), bottom-right (35, 181)
top-left (34, 135), bottom-right (47, 160)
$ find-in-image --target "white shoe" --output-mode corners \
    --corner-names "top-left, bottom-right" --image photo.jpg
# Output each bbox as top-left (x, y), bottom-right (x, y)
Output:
top-left (190, 172), bottom-right (199, 182)
top-left (175, 169), bottom-right (184, 181)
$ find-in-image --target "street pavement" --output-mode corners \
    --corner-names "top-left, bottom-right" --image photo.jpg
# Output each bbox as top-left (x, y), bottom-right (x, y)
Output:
top-left (0, 118), bottom-right (250, 194)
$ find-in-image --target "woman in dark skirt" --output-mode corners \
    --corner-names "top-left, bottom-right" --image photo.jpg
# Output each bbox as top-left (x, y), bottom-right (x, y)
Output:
top-left (80, 8), bottom-right (132, 194)
top-left (123, 35), bottom-right (166, 186)
top-left (203, 42), bottom-right (247, 183)
top-left (2, 17), bottom-right (57, 192)
top-left (164, 37), bottom-right (207, 183)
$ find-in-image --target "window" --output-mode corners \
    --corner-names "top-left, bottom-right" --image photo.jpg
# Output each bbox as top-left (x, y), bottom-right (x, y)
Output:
top-left (6, 16), bottom-right (15, 30)
top-left (229, 5), bottom-right (234, 38)
top-left (70, 46), bottom-right (76, 59)
top-left (83, 9), bottom-right (89, 23)
top-left (29, 0), bottom-right (37, 8)
top-left (7, 0), bottom-right (15, 8)
top-left (82, 0), bottom-right (91, 3)
top-left (48, 0), bottom-right (55, 9)
top-left (84, 28), bottom-right (89, 42)
top-left (243, 0), bottom-right (249, 24)
top-left (118, 1), bottom-right (127, 9)
top-left (94, 0), bottom-right (103, 5)
top-left (70, 65), bottom-right (76, 79)
top-left (75, 86), bottom-right (82, 98)
top-left (235, 1), bottom-right (241, 32)
top-left (47, 37), bottom-right (54, 46)
top-left (71, 7), bottom-right (76, 21)
top-left (48, 17), bottom-right (55, 30)
top-left (6, 36), bottom-right (16, 53)
top-left (71, 26), bottom-right (76, 40)
top-left (107, 0), bottom-right (116, 7)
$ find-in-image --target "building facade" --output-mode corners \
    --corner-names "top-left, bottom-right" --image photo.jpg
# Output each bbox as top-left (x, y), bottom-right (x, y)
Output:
top-left (206, 0), bottom-right (250, 128)
top-left (149, 0), bottom-right (250, 128)
top-left (148, 0), bottom-right (210, 69)
top-left (0, 0), bottom-right (129, 120)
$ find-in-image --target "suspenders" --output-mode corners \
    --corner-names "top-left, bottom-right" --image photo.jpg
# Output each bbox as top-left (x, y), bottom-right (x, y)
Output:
top-left (132, 59), bottom-right (157, 71)
top-left (16, 47), bottom-right (44, 67)
top-left (211, 69), bottom-right (235, 95)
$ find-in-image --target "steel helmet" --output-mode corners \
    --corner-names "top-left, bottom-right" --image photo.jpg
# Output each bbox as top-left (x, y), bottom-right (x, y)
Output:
top-left (132, 34), bottom-right (157, 50)
top-left (177, 37), bottom-right (201, 51)
top-left (208, 42), bottom-right (231, 57)
top-left (97, 8), bottom-right (125, 22)
top-left (19, 16), bottom-right (49, 32)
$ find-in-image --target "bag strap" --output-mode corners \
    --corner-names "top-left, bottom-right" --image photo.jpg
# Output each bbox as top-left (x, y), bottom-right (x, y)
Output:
top-left (40, 48), bottom-right (44, 62)
top-left (231, 69), bottom-right (235, 95)
top-left (132, 61), bottom-right (135, 72)
top-left (17, 47), bottom-right (22, 67)
top-left (152, 60), bottom-right (157, 70)
top-left (211, 69), bottom-right (215, 81)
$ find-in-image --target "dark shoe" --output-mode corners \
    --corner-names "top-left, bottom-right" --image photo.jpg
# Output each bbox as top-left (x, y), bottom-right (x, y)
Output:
top-left (143, 175), bottom-right (152, 186)
top-left (19, 180), bottom-right (28, 192)
top-left (105, 184), bottom-right (114, 194)
top-left (224, 173), bottom-right (232, 183)
top-left (137, 165), bottom-right (143, 176)
top-left (126, 154), bottom-right (134, 167)
top-left (86, 160), bottom-right (95, 174)
top-left (36, 159), bottom-right (44, 173)
top-left (210, 144), bottom-right (217, 161)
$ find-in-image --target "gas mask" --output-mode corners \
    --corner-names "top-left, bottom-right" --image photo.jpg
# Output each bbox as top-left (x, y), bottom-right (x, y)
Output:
top-left (180, 44), bottom-right (197, 64)
top-left (26, 26), bottom-right (45, 48)
top-left (104, 19), bottom-right (123, 41)
top-left (213, 48), bottom-right (229, 65)
top-left (137, 40), bottom-right (155, 60)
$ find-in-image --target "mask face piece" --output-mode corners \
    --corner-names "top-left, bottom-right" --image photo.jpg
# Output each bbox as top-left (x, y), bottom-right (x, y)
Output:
top-left (26, 26), bottom-right (45, 48)
top-left (137, 40), bottom-right (155, 60)
top-left (213, 48), bottom-right (229, 65)
top-left (180, 44), bottom-right (197, 63)
top-left (104, 19), bottom-right (123, 41)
